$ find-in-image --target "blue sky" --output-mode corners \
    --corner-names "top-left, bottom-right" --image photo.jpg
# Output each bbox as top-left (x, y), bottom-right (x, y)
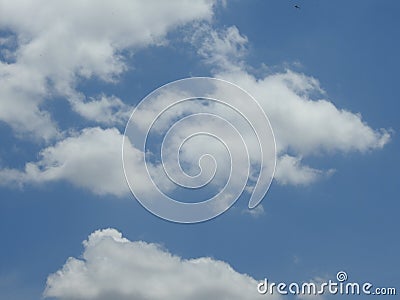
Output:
top-left (0, 1), bottom-right (399, 299)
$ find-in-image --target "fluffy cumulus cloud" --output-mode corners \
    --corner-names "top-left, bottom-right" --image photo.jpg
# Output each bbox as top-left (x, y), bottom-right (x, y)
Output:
top-left (0, 0), bottom-right (216, 137)
top-left (0, 2), bottom-right (391, 196)
top-left (0, 126), bottom-right (176, 198)
top-left (192, 25), bottom-right (391, 185)
top-left (0, 127), bottom-right (133, 196)
top-left (70, 94), bottom-right (132, 125)
top-left (44, 228), bottom-right (280, 300)
top-left (190, 24), bottom-right (248, 72)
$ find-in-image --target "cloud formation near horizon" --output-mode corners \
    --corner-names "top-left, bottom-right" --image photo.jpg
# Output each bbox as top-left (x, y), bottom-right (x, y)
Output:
top-left (44, 228), bottom-right (280, 300)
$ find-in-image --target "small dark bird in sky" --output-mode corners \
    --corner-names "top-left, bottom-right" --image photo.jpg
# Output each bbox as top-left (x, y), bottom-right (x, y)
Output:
top-left (294, 5), bottom-right (301, 9)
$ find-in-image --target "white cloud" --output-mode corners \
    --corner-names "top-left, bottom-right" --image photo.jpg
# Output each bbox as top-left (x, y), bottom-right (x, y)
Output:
top-left (44, 228), bottom-right (280, 300)
top-left (0, 0), bottom-right (216, 138)
top-left (123, 78), bottom-right (276, 217)
top-left (0, 127), bottom-right (133, 196)
top-left (191, 24), bottom-right (248, 71)
top-left (0, 126), bottom-right (176, 198)
top-left (0, 11), bottom-right (392, 197)
top-left (222, 69), bottom-right (391, 155)
top-left (0, 61), bottom-right (59, 141)
top-left (274, 155), bottom-right (333, 186)
top-left (192, 25), bottom-right (391, 185)
top-left (70, 94), bottom-right (132, 125)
